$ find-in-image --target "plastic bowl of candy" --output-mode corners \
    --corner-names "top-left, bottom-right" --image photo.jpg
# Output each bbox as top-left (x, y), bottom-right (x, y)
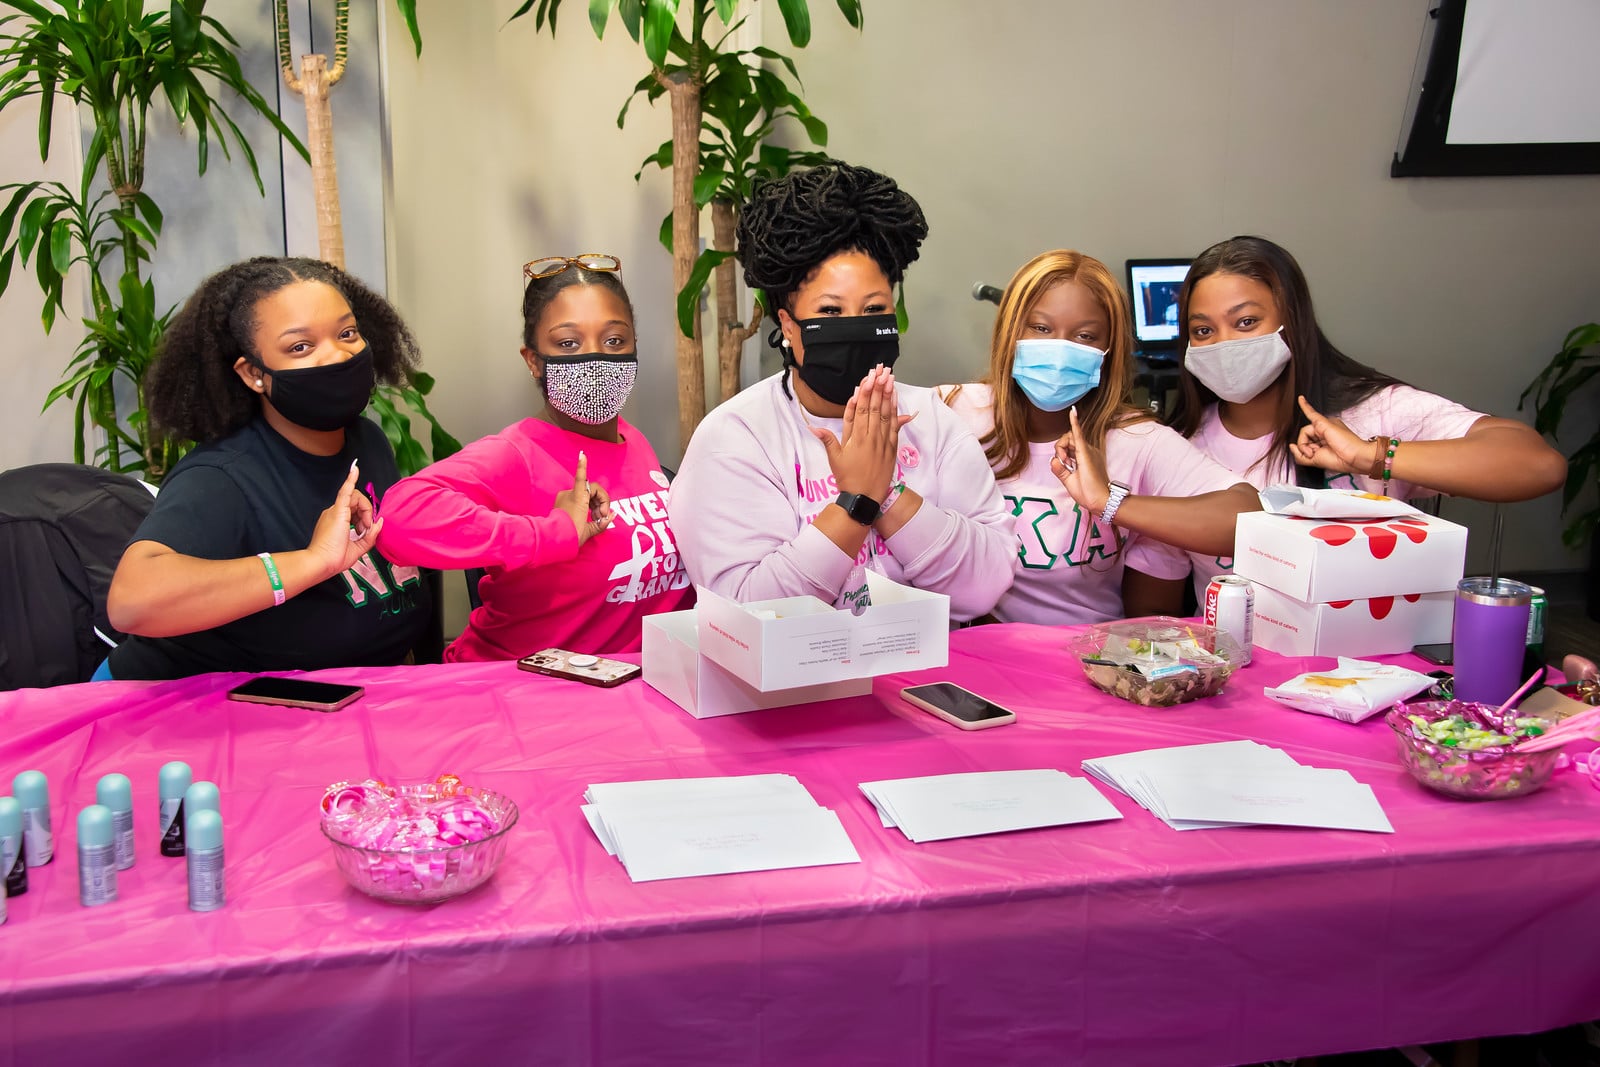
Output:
top-left (320, 777), bottom-right (519, 903)
top-left (1069, 617), bottom-right (1243, 708)
top-left (1386, 701), bottom-right (1559, 800)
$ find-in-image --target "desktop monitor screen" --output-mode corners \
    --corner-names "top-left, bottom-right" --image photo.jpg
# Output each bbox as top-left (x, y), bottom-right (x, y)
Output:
top-left (1126, 258), bottom-right (1192, 352)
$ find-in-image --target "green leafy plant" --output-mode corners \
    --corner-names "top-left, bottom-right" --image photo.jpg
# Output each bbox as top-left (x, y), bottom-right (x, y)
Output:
top-left (1520, 322), bottom-right (1600, 549)
top-left (0, 0), bottom-right (305, 477)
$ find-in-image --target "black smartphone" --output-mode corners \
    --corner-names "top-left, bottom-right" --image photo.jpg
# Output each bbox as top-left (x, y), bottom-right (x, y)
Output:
top-left (518, 648), bottom-right (641, 688)
top-left (1412, 642), bottom-right (1454, 666)
top-left (900, 683), bottom-right (1017, 731)
top-left (227, 677), bottom-right (365, 712)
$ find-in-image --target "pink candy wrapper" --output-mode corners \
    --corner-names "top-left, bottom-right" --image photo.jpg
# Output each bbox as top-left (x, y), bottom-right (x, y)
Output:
top-left (319, 776), bottom-right (518, 903)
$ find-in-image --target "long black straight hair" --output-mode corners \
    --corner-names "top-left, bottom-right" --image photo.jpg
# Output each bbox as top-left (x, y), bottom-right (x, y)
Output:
top-left (1166, 235), bottom-right (1404, 486)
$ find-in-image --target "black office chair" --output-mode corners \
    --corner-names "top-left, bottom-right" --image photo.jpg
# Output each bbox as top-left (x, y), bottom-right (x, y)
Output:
top-left (0, 464), bottom-right (156, 689)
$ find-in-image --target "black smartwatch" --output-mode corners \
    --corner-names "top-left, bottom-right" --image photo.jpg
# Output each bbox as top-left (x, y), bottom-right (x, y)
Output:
top-left (834, 491), bottom-right (881, 526)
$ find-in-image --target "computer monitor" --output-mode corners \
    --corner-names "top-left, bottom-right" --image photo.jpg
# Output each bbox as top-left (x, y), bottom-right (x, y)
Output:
top-left (1125, 258), bottom-right (1192, 358)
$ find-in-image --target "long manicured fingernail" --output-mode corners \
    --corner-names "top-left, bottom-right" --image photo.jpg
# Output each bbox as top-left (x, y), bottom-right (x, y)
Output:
top-left (350, 458), bottom-right (359, 473)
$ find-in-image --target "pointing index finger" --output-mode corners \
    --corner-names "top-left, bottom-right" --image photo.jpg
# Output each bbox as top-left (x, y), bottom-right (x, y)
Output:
top-left (574, 450), bottom-right (589, 493)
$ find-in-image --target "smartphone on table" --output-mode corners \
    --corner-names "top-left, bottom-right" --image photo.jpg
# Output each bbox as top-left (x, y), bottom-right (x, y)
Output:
top-left (901, 683), bottom-right (1017, 731)
top-left (1412, 642), bottom-right (1453, 666)
top-left (227, 676), bottom-right (365, 712)
top-left (518, 648), bottom-right (641, 688)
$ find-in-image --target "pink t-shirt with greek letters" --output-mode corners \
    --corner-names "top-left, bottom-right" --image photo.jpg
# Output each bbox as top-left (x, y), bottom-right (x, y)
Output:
top-left (939, 383), bottom-right (1241, 625)
top-left (378, 416), bottom-right (693, 660)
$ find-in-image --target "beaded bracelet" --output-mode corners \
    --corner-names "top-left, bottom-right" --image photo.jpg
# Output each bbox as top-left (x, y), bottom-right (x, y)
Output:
top-left (258, 552), bottom-right (286, 607)
top-left (1377, 437), bottom-right (1400, 496)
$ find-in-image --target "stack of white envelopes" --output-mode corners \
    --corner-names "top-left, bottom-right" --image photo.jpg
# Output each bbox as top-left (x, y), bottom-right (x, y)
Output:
top-left (1081, 740), bottom-right (1393, 833)
top-left (860, 769), bottom-right (1123, 843)
top-left (581, 773), bottom-right (861, 882)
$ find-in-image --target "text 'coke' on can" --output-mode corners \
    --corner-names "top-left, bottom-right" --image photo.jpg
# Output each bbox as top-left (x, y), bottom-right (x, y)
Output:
top-left (1204, 574), bottom-right (1254, 666)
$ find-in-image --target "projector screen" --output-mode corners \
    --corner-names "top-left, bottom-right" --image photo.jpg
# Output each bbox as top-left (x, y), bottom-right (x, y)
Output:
top-left (1392, 0), bottom-right (1600, 176)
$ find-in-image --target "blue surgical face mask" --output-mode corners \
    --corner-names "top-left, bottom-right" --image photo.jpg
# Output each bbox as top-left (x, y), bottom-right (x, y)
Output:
top-left (1011, 338), bottom-right (1105, 411)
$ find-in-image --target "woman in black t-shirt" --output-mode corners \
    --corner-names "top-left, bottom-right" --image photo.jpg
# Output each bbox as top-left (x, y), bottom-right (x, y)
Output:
top-left (104, 257), bottom-right (432, 680)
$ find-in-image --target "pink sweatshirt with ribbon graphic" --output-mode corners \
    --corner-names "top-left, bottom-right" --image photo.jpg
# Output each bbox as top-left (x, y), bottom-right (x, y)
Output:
top-left (669, 373), bottom-right (1017, 621)
top-left (378, 417), bottom-right (693, 660)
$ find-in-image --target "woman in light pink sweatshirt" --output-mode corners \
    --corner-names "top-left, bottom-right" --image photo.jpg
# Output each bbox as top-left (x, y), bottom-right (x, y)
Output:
top-left (669, 163), bottom-right (1016, 621)
top-left (379, 256), bottom-right (692, 659)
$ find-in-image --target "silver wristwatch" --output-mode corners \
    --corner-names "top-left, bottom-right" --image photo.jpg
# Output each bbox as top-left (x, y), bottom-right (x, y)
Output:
top-left (1099, 481), bottom-right (1131, 526)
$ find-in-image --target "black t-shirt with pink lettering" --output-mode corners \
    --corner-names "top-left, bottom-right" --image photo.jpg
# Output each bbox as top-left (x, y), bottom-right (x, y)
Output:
top-left (108, 417), bottom-right (431, 680)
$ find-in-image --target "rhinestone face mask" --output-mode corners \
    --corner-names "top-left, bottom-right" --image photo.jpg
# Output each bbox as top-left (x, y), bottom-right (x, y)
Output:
top-left (540, 353), bottom-right (638, 425)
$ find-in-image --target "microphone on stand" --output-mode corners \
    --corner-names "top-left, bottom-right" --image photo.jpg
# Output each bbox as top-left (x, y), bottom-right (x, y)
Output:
top-left (972, 282), bottom-right (1004, 305)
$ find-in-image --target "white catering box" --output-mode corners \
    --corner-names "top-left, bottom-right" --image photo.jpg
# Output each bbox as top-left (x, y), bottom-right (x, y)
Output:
top-left (1233, 511), bottom-right (1467, 603)
top-left (1251, 585), bottom-right (1453, 659)
top-left (695, 571), bottom-right (950, 691)
top-left (642, 609), bottom-right (871, 719)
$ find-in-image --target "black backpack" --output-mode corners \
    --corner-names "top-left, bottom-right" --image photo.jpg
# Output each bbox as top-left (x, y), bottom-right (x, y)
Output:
top-left (0, 464), bottom-right (155, 690)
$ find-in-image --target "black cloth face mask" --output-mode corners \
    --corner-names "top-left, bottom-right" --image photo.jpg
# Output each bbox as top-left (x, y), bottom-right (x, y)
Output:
top-left (255, 346), bottom-right (376, 432)
top-left (792, 314), bottom-right (900, 406)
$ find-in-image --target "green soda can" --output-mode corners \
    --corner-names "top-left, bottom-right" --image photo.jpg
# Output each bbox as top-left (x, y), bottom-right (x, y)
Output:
top-left (1526, 586), bottom-right (1546, 661)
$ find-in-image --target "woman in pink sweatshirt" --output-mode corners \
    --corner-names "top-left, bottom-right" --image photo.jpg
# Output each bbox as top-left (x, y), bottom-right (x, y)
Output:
top-left (379, 255), bottom-right (693, 659)
top-left (669, 163), bottom-right (1016, 621)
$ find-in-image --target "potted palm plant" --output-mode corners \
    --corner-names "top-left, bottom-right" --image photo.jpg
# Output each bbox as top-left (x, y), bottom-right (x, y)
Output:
top-left (1520, 322), bottom-right (1600, 620)
top-left (0, 0), bottom-right (305, 480)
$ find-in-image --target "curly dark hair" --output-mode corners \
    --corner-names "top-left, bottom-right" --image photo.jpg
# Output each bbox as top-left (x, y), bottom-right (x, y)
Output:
top-left (144, 256), bottom-right (421, 444)
top-left (736, 161), bottom-right (928, 339)
top-left (521, 266), bottom-right (636, 351)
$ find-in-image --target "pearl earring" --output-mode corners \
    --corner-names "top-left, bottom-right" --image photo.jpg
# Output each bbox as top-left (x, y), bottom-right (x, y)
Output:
top-left (254, 378), bottom-right (263, 389)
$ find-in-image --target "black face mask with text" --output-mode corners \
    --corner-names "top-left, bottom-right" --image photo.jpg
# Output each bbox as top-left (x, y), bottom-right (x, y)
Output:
top-left (255, 346), bottom-right (376, 432)
top-left (791, 314), bottom-right (900, 406)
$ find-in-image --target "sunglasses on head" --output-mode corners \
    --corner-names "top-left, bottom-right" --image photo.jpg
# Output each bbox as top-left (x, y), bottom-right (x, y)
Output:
top-left (523, 254), bottom-right (622, 281)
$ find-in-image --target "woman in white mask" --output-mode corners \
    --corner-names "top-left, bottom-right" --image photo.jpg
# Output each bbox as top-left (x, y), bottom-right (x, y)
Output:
top-left (1169, 236), bottom-right (1566, 603)
top-left (940, 250), bottom-right (1259, 624)
top-left (379, 255), bottom-right (693, 658)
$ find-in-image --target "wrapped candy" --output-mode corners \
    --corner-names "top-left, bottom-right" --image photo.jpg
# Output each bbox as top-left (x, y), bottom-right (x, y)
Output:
top-left (318, 774), bottom-right (518, 903)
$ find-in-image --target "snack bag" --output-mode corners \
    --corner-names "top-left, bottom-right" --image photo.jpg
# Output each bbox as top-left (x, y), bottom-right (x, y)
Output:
top-left (1265, 657), bottom-right (1437, 723)
top-left (1259, 485), bottom-right (1421, 520)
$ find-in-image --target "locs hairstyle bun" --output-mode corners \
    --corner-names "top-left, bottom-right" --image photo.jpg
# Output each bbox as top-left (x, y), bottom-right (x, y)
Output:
top-left (735, 161), bottom-right (928, 329)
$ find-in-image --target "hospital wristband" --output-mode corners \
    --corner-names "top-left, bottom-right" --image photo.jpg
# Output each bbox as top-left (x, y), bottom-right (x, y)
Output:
top-left (258, 552), bottom-right (286, 607)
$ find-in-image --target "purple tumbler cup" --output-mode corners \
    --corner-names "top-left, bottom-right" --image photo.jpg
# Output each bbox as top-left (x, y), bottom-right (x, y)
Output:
top-left (1453, 577), bottom-right (1532, 705)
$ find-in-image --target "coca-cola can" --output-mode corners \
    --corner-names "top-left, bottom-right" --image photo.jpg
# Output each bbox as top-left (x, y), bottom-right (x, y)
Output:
top-left (1203, 574), bottom-right (1254, 666)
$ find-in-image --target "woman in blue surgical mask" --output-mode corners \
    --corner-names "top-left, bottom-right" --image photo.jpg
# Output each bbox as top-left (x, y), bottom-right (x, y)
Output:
top-left (940, 250), bottom-right (1260, 624)
top-left (1168, 235), bottom-right (1566, 605)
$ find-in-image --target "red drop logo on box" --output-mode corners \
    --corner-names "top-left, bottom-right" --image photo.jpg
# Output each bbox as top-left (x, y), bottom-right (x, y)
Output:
top-left (1308, 517), bottom-right (1431, 560)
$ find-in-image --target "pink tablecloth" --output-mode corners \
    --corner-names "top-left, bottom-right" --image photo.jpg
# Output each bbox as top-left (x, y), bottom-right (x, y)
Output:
top-left (2, 624), bottom-right (1598, 1067)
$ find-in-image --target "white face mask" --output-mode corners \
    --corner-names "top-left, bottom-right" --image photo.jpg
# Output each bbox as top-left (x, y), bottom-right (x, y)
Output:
top-left (1183, 327), bottom-right (1292, 404)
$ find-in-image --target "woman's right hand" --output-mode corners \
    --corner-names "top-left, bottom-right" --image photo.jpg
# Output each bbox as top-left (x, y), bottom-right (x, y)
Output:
top-left (812, 365), bottom-right (915, 504)
top-left (553, 450), bottom-right (614, 546)
top-left (307, 460), bottom-right (382, 578)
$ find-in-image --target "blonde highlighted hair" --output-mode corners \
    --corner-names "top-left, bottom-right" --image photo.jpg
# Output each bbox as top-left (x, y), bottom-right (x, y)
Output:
top-left (951, 249), bottom-right (1149, 481)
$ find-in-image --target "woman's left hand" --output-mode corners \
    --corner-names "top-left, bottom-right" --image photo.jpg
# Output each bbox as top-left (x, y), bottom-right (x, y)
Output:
top-left (1049, 405), bottom-right (1112, 515)
top-left (1290, 395), bottom-right (1379, 474)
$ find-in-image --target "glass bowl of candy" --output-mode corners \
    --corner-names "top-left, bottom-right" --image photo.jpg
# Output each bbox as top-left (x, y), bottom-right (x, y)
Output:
top-left (1069, 617), bottom-right (1243, 708)
top-left (1385, 701), bottom-right (1559, 800)
top-left (320, 776), bottom-right (520, 903)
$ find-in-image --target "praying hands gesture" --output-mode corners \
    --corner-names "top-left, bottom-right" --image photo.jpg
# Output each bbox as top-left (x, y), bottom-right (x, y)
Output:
top-left (811, 364), bottom-right (915, 504)
top-left (553, 450), bottom-right (614, 545)
top-left (1050, 405), bottom-right (1113, 516)
top-left (1290, 395), bottom-right (1383, 476)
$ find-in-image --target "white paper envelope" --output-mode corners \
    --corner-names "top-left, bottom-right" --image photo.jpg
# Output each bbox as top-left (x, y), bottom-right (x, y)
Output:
top-left (860, 770), bottom-right (1122, 843)
top-left (584, 773), bottom-right (811, 810)
top-left (1150, 768), bottom-right (1394, 834)
top-left (606, 808), bottom-right (861, 882)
